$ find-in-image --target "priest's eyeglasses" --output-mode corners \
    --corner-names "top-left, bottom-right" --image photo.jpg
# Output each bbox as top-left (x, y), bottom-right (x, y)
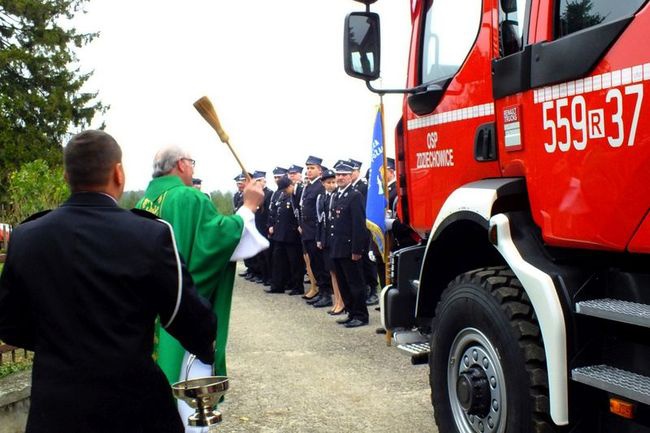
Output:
top-left (181, 158), bottom-right (196, 167)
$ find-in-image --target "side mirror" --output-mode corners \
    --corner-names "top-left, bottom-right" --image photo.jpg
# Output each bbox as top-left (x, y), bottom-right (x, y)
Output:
top-left (344, 12), bottom-right (381, 81)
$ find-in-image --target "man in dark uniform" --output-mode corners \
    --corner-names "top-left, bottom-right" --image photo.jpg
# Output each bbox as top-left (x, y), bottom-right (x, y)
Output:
top-left (251, 170), bottom-right (273, 285)
top-left (267, 167), bottom-right (289, 234)
top-left (330, 161), bottom-right (369, 328)
top-left (348, 158), bottom-right (380, 306)
top-left (266, 167), bottom-right (288, 288)
top-left (288, 164), bottom-right (312, 298)
top-left (234, 172), bottom-right (254, 279)
top-left (300, 156), bottom-right (333, 308)
top-left (268, 175), bottom-right (303, 294)
top-left (0, 130), bottom-right (217, 433)
top-left (233, 173), bottom-right (245, 212)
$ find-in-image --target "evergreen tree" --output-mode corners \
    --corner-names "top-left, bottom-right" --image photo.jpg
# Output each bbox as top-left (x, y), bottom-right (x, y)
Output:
top-left (0, 0), bottom-right (107, 203)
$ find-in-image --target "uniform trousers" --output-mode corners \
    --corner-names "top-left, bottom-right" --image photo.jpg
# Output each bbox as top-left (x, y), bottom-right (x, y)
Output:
top-left (272, 241), bottom-right (303, 291)
top-left (304, 239), bottom-right (332, 296)
top-left (333, 257), bottom-right (369, 322)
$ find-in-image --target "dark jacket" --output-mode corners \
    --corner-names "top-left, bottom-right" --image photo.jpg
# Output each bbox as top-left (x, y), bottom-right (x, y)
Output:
top-left (388, 180), bottom-right (397, 213)
top-left (0, 192), bottom-right (216, 433)
top-left (233, 190), bottom-right (243, 212)
top-left (299, 178), bottom-right (324, 241)
top-left (254, 187), bottom-right (273, 237)
top-left (329, 185), bottom-right (367, 258)
top-left (351, 177), bottom-right (368, 203)
top-left (267, 189), bottom-right (282, 236)
top-left (316, 191), bottom-right (335, 248)
top-left (273, 192), bottom-right (301, 244)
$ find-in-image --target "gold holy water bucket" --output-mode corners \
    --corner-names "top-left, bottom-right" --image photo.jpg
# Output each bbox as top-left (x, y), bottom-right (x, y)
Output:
top-left (171, 354), bottom-right (229, 427)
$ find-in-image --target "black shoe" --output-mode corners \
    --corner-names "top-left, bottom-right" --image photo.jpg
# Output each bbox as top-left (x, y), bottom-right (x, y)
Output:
top-left (302, 292), bottom-right (318, 300)
top-left (252, 276), bottom-right (264, 284)
top-left (263, 280), bottom-right (271, 287)
top-left (238, 271), bottom-right (249, 277)
top-left (306, 295), bottom-right (322, 305)
top-left (375, 327), bottom-right (387, 334)
top-left (265, 287), bottom-right (284, 294)
top-left (344, 319), bottom-right (368, 328)
top-left (312, 297), bottom-right (333, 308)
top-left (244, 274), bottom-right (255, 281)
top-left (288, 289), bottom-right (304, 296)
top-left (336, 315), bottom-right (353, 325)
top-left (366, 294), bottom-right (379, 306)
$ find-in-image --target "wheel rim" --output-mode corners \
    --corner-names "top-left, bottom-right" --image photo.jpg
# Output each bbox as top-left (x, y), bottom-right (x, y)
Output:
top-left (447, 328), bottom-right (506, 433)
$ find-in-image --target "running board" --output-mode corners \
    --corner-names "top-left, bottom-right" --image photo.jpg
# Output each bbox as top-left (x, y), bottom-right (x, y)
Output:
top-left (572, 364), bottom-right (650, 405)
top-left (393, 329), bottom-right (430, 365)
top-left (575, 299), bottom-right (650, 328)
top-left (396, 342), bottom-right (430, 365)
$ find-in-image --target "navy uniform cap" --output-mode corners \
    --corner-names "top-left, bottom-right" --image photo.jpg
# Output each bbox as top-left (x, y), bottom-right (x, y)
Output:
top-left (334, 162), bottom-right (354, 174)
top-left (348, 159), bottom-right (362, 170)
top-left (253, 170), bottom-right (266, 179)
top-left (276, 175), bottom-right (292, 190)
top-left (288, 164), bottom-right (303, 174)
top-left (321, 169), bottom-right (335, 180)
top-left (273, 166), bottom-right (288, 176)
top-left (386, 157), bottom-right (396, 170)
top-left (333, 159), bottom-right (348, 169)
top-left (234, 173), bottom-right (245, 182)
top-left (305, 155), bottom-right (323, 166)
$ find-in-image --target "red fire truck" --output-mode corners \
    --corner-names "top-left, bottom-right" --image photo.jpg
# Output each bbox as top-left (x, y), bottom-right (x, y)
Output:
top-left (343, 0), bottom-right (650, 432)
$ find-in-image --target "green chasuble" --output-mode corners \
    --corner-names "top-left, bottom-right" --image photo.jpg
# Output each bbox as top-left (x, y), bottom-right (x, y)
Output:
top-left (136, 175), bottom-right (243, 383)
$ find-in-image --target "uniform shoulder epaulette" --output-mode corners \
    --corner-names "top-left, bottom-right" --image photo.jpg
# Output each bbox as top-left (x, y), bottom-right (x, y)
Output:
top-left (20, 209), bottom-right (53, 224)
top-left (130, 208), bottom-right (160, 220)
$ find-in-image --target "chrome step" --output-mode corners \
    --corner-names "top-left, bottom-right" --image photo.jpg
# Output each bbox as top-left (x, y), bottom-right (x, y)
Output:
top-left (572, 364), bottom-right (650, 405)
top-left (396, 341), bottom-right (430, 357)
top-left (575, 299), bottom-right (650, 328)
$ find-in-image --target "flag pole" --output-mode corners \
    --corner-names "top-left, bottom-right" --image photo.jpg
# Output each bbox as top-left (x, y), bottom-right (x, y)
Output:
top-left (379, 95), bottom-right (391, 286)
top-left (379, 95), bottom-right (393, 346)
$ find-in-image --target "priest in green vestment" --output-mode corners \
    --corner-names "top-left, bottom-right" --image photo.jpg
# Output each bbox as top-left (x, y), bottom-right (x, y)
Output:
top-left (136, 146), bottom-right (268, 391)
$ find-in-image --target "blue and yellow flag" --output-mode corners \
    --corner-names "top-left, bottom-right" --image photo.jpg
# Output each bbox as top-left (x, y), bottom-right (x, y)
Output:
top-left (366, 108), bottom-right (386, 254)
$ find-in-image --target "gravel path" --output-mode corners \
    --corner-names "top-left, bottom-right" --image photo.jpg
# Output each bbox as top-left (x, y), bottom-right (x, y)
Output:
top-left (214, 265), bottom-right (437, 433)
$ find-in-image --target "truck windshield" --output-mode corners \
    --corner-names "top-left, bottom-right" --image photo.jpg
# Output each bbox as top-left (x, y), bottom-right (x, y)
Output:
top-left (421, 0), bottom-right (482, 84)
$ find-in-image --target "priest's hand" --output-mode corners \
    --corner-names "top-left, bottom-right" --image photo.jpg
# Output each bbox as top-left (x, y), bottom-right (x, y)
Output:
top-left (242, 180), bottom-right (264, 212)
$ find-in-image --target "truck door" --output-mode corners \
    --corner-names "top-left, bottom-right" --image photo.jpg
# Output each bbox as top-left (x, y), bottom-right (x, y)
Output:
top-left (493, 0), bottom-right (650, 251)
top-left (404, 0), bottom-right (502, 234)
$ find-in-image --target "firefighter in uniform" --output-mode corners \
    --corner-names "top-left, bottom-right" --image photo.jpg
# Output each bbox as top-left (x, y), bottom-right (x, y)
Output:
top-left (267, 167), bottom-right (288, 286)
top-left (234, 172), bottom-right (251, 279)
top-left (268, 175), bottom-right (303, 294)
top-left (251, 171), bottom-right (273, 286)
top-left (287, 164), bottom-right (313, 297)
top-left (348, 158), bottom-right (380, 306)
top-left (301, 156), bottom-right (333, 308)
top-left (233, 173), bottom-right (245, 212)
top-left (317, 168), bottom-right (345, 315)
top-left (330, 161), bottom-right (369, 327)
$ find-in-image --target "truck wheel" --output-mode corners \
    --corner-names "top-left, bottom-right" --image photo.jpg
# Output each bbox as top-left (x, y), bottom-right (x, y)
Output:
top-left (430, 267), bottom-right (554, 433)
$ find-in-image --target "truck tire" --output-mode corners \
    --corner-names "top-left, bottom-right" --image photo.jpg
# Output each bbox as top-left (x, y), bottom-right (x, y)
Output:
top-left (430, 267), bottom-right (555, 433)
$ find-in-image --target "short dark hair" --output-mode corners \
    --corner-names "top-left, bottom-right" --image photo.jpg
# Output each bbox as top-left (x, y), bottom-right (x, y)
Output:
top-left (64, 130), bottom-right (122, 191)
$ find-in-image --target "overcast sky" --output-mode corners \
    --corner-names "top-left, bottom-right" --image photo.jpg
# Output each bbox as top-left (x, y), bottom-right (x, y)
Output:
top-left (74, 0), bottom-right (411, 193)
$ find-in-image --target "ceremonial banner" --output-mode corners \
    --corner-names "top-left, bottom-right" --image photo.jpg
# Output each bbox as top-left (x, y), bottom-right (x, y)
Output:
top-left (366, 108), bottom-right (386, 253)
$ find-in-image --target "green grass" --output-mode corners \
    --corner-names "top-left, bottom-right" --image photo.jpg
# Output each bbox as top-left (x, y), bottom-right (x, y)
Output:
top-left (0, 359), bottom-right (31, 379)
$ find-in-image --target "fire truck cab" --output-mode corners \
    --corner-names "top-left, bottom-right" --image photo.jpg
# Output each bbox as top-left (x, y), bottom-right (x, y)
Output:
top-left (344, 0), bottom-right (650, 432)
